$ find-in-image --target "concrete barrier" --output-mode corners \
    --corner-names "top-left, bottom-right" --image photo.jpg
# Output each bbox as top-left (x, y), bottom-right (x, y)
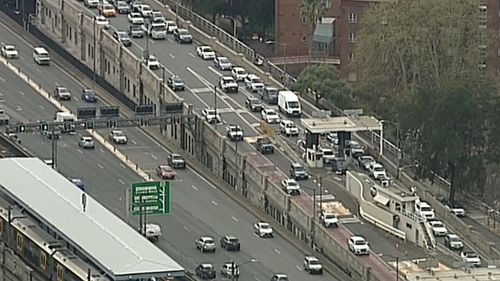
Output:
top-left (28, 0), bottom-right (390, 279)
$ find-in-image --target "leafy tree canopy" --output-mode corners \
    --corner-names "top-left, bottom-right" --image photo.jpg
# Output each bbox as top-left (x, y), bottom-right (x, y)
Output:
top-left (398, 85), bottom-right (499, 203)
top-left (355, 0), bottom-right (487, 99)
top-left (299, 0), bottom-right (326, 32)
top-left (292, 64), bottom-right (353, 109)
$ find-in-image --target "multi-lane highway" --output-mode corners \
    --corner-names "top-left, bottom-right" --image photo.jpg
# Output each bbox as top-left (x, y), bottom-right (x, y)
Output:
top-left (0, 22), bottom-right (339, 281)
top-left (72, 3), bottom-right (433, 262)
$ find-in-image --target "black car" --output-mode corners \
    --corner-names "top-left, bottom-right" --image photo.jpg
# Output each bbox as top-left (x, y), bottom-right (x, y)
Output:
top-left (255, 137), bottom-right (274, 154)
top-left (289, 162), bottom-right (309, 180)
top-left (113, 30), bottom-right (132, 47)
top-left (128, 25), bottom-right (144, 38)
top-left (245, 97), bottom-right (264, 112)
top-left (174, 28), bottom-right (193, 44)
top-left (195, 263), bottom-right (216, 280)
top-left (220, 235), bottom-right (241, 251)
top-left (81, 89), bottom-right (98, 103)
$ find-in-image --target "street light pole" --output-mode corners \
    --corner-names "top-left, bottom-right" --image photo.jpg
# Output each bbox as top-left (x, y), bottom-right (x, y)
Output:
top-left (160, 66), bottom-right (165, 117)
top-left (93, 17), bottom-right (96, 90)
top-left (175, 0), bottom-right (179, 24)
top-left (222, 15), bottom-right (237, 50)
top-left (302, 185), bottom-right (318, 248)
top-left (214, 85), bottom-right (218, 127)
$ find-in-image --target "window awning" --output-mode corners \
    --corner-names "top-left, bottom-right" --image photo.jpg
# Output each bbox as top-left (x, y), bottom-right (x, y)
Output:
top-left (373, 194), bottom-right (390, 206)
top-left (313, 18), bottom-right (335, 44)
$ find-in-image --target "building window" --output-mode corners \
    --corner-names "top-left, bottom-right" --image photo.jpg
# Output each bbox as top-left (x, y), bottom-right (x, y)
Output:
top-left (348, 52), bottom-right (355, 62)
top-left (347, 72), bottom-right (357, 81)
top-left (348, 32), bottom-right (356, 42)
top-left (381, 15), bottom-right (388, 25)
top-left (301, 17), bottom-right (306, 24)
top-left (349, 13), bottom-right (357, 23)
top-left (321, 0), bottom-right (332, 8)
top-left (302, 36), bottom-right (307, 41)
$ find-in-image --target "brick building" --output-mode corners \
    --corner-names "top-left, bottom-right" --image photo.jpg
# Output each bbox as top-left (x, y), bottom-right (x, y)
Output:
top-left (275, 0), bottom-right (500, 81)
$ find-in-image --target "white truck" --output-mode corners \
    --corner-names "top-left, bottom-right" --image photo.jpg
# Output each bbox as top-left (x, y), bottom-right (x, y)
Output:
top-left (278, 90), bottom-right (301, 117)
top-left (55, 112), bottom-right (76, 133)
top-left (145, 22), bottom-right (167, 39)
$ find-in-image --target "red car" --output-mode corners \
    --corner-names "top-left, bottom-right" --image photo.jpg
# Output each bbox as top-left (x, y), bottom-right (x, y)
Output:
top-left (157, 165), bottom-right (177, 180)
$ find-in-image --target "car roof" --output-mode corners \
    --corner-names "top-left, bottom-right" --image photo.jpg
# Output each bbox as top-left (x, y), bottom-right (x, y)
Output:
top-left (305, 256), bottom-right (319, 261)
top-left (224, 235), bottom-right (238, 239)
top-left (159, 165), bottom-right (172, 169)
top-left (447, 233), bottom-right (460, 238)
top-left (201, 236), bottom-right (214, 240)
top-left (350, 235), bottom-right (366, 241)
top-left (233, 66), bottom-right (245, 71)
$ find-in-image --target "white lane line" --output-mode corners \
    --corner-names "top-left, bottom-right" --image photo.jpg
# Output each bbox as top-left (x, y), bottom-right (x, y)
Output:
top-left (254, 277), bottom-right (263, 281)
top-left (274, 248), bottom-right (281, 255)
top-left (131, 139), bottom-right (138, 145)
top-left (0, 92), bottom-right (3, 96)
top-left (99, 148), bottom-right (105, 153)
top-left (183, 225), bottom-right (190, 232)
top-left (188, 52), bottom-right (195, 58)
top-left (18, 91), bottom-right (25, 96)
top-left (167, 38), bottom-right (174, 43)
top-left (120, 163), bottom-right (126, 168)
top-left (118, 179), bottom-right (125, 184)
top-left (73, 96), bottom-right (79, 101)
top-left (0, 76), bottom-right (4, 82)
top-left (55, 82), bottom-right (60, 87)
top-left (211, 200), bottom-right (218, 206)
top-left (151, 154), bottom-right (157, 160)
top-left (169, 53), bottom-right (175, 59)
top-left (38, 105), bottom-right (44, 110)
top-left (295, 265), bottom-right (303, 271)
top-left (36, 68), bottom-right (42, 73)
top-left (192, 185), bottom-right (198, 191)
top-left (77, 149), bottom-right (83, 154)
top-left (97, 163), bottom-right (104, 169)
top-left (15, 105), bottom-right (22, 111)
top-left (232, 216), bottom-right (239, 222)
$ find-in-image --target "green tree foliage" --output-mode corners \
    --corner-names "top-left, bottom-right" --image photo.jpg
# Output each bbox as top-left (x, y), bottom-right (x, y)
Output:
top-left (292, 64), bottom-right (353, 109)
top-left (355, 0), bottom-right (486, 98)
top-left (299, 0), bottom-right (326, 33)
top-left (398, 85), bottom-right (498, 203)
top-left (191, 0), bottom-right (227, 22)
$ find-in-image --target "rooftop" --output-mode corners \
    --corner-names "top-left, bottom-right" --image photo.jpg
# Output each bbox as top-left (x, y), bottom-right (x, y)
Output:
top-left (301, 115), bottom-right (381, 134)
top-left (0, 158), bottom-right (184, 280)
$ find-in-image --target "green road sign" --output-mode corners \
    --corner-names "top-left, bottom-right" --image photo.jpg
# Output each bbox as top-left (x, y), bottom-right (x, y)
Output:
top-left (131, 181), bottom-right (170, 215)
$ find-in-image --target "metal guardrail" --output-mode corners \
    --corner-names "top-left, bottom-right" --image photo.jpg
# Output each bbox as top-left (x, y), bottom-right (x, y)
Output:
top-left (359, 207), bottom-right (406, 240)
top-left (269, 55), bottom-right (341, 65)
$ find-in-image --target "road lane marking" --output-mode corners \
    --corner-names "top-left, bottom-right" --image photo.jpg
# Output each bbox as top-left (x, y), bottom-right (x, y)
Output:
top-left (99, 148), bottom-right (105, 153)
top-left (254, 277), bottom-right (263, 281)
top-left (97, 163), bottom-right (104, 169)
top-left (232, 216), bottom-right (239, 222)
top-left (15, 105), bottom-right (22, 111)
top-left (151, 154), bottom-right (157, 160)
top-left (18, 91), bottom-right (24, 96)
top-left (131, 139), bottom-right (138, 145)
top-left (0, 76), bottom-right (4, 82)
top-left (183, 225), bottom-right (190, 231)
top-left (188, 52), bottom-right (195, 58)
top-left (295, 265), bottom-right (302, 271)
top-left (118, 179), bottom-right (125, 184)
top-left (55, 82), bottom-right (60, 87)
top-left (192, 185), bottom-right (198, 191)
top-left (120, 163), bottom-right (126, 168)
top-left (211, 200), bottom-right (218, 206)
top-left (167, 38), bottom-right (174, 43)
top-left (38, 105), bottom-right (44, 110)
top-left (169, 53), bottom-right (175, 59)
top-left (36, 68), bottom-right (42, 73)
top-left (274, 248), bottom-right (281, 255)
top-left (77, 149), bottom-right (83, 154)
top-left (190, 87), bottom-right (212, 94)
top-left (73, 96), bottom-right (79, 101)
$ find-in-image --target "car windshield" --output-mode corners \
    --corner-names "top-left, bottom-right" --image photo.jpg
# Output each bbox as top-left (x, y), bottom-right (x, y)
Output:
top-left (223, 78), bottom-right (235, 83)
top-left (260, 224), bottom-right (270, 229)
top-left (117, 32), bottom-right (128, 38)
top-left (288, 181), bottom-right (298, 187)
top-left (374, 166), bottom-right (384, 172)
top-left (118, 1), bottom-right (127, 6)
top-left (324, 214), bottom-right (336, 219)
top-left (202, 264), bottom-right (213, 269)
top-left (309, 260), bottom-right (320, 265)
top-left (420, 206), bottom-right (432, 212)
top-left (142, 6), bottom-right (151, 11)
top-left (130, 25), bottom-right (141, 31)
top-left (449, 236), bottom-right (460, 242)
top-left (114, 131), bottom-right (125, 136)
top-left (220, 57), bottom-right (229, 63)
top-left (323, 150), bottom-right (334, 156)
top-left (59, 88), bottom-right (69, 93)
top-left (171, 154), bottom-right (182, 160)
top-left (160, 166), bottom-right (171, 171)
top-left (83, 137), bottom-right (92, 142)
top-left (103, 4), bottom-right (113, 9)
top-left (206, 109), bottom-right (215, 115)
top-left (203, 47), bottom-right (213, 52)
top-left (251, 77), bottom-right (262, 83)
top-left (179, 30), bottom-right (189, 35)
top-left (267, 110), bottom-right (278, 116)
top-left (5, 46), bottom-right (15, 51)
top-left (237, 69), bottom-right (246, 75)
top-left (433, 222), bottom-right (444, 228)
top-left (172, 77), bottom-right (183, 83)
top-left (205, 238), bottom-right (214, 244)
top-left (228, 237), bottom-right (239, 243)
top-left (355, 240), bottom-right (367, 245)
top-left (288, 101), bottom-right (300, 108)
top-left (465, 253), bottom-right (478, 258)
top-left (152, 25), bottom-right (166, 31)
top-left (293, 165), bottom-right (305, 172)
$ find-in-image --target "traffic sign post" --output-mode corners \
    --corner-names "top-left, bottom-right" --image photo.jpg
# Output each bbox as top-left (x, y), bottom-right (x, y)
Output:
top-left (131, 181), bottom-right (171, 215)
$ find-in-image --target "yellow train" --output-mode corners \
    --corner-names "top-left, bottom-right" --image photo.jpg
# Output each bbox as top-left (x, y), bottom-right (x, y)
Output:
top-left (0, 203), bottom-right (110, 281)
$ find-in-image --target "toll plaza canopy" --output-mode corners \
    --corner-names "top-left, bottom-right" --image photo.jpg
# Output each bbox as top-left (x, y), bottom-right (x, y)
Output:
top-left (0, 157), bottom-right (184, 280)
top-left (301, 115), bottom-right (381, 134)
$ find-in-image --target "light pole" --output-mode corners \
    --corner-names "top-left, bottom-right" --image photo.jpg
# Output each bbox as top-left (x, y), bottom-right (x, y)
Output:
top-left (379, 254), bottom-right (400, 281)
top-left (313, 177), bottom-right (323, 218)
top-left (222, 15), bottom-right (237, 50)
top-left (93, 16), bottom-right (96, 90)
top-left (302, 184), bottom-right (319, 248)
top-left (231, 259), bottom-right (257, 281)
top-left (213, 85), bottom-right (218, 127)
top-left (175, 0), bottom-right (179, 24)
top-left (160, 66), bottom-right (166, 117)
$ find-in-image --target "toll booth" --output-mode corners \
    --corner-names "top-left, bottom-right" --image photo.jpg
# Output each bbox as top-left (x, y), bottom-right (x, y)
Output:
top-left (300, 113), bottom-right (381, 168)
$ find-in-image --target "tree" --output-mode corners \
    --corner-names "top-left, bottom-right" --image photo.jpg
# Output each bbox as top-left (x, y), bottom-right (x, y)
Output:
top-left (398, 85), bottom-right (497, 204)
top-left (354, 0), bottom-right (488, 99)
top-left (292, 64), bottom-right (353, 109)
top-left (299, 0), bottom-right (326, 33)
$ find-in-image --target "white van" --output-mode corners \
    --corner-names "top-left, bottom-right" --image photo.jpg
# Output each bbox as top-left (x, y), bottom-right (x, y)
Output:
top-left (278, 90), bottom-right (301, 117)
top-left (33, 47), bottom-right (51, 65)
top-left (55, 112), bottom-right (77, 133)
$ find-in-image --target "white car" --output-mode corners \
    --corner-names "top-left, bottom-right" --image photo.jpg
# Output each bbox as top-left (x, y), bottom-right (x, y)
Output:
top-left (144, 54), bottom-right (160, 70)
top-left (214, 56), bottom-right (232, 70)
top-left (84, 0), bottom-right (98, 8)
top-left (368, 163), bottom-right (387, 180)
top-left (201, 108), bottom-right (221, 124)
top-left (140, 223), bottom-right (162, 241)
top-left (357, 155), bottom-right (375, 170)
top-left (195, 236), bottom-right (216, 252)
top-left (95, 16), bottom-right (110, 29)
top-left (137, 4), bottom-right (153, 17)
top-left (460, 251), bottom-right (481, 267)
top-left (445, 204), bottom-right (466, 217)
top-left (244, 74), bottom-right (265, 92)
top-left (254, 222), bottom-right (273, 238)
top-left (1, 45), bottom-right (19, 59)
top-left (165, 20), bottom-right (178, 33)
top-left (303, 256), bottom-right (323, 274)
top-left (428, 220), bottom-right (448, 237)
top-left (128, 12), bottom-right (144, 25)
top-left (320, 212), bottom-right (339, 228)
top-left (415, 200), bottom-right (435, 220)
top-left (348, 236), bottom-right (370, 255)
top-left (197, 46), bottom-right (216, 60)
top-left (109, 130), bottom-right (128, 144)
top-left (231, 67), bottom-right (247, 82)
top-left (279, 120), bottom-right (299, 136)
top-left (226, 125), bottom-right (244, 141)
top-left (261, 108), bottom-right (280, 124)
top-left (281, 179), bottom-right (301, 195)
top-left (219, 76), bottom-right (239, 93)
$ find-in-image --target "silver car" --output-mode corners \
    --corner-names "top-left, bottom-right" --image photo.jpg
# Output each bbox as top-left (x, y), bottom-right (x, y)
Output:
top-left (78, 136), bottom-right (95, 149)
top-left (195, 236), bottom-right (216, 253)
